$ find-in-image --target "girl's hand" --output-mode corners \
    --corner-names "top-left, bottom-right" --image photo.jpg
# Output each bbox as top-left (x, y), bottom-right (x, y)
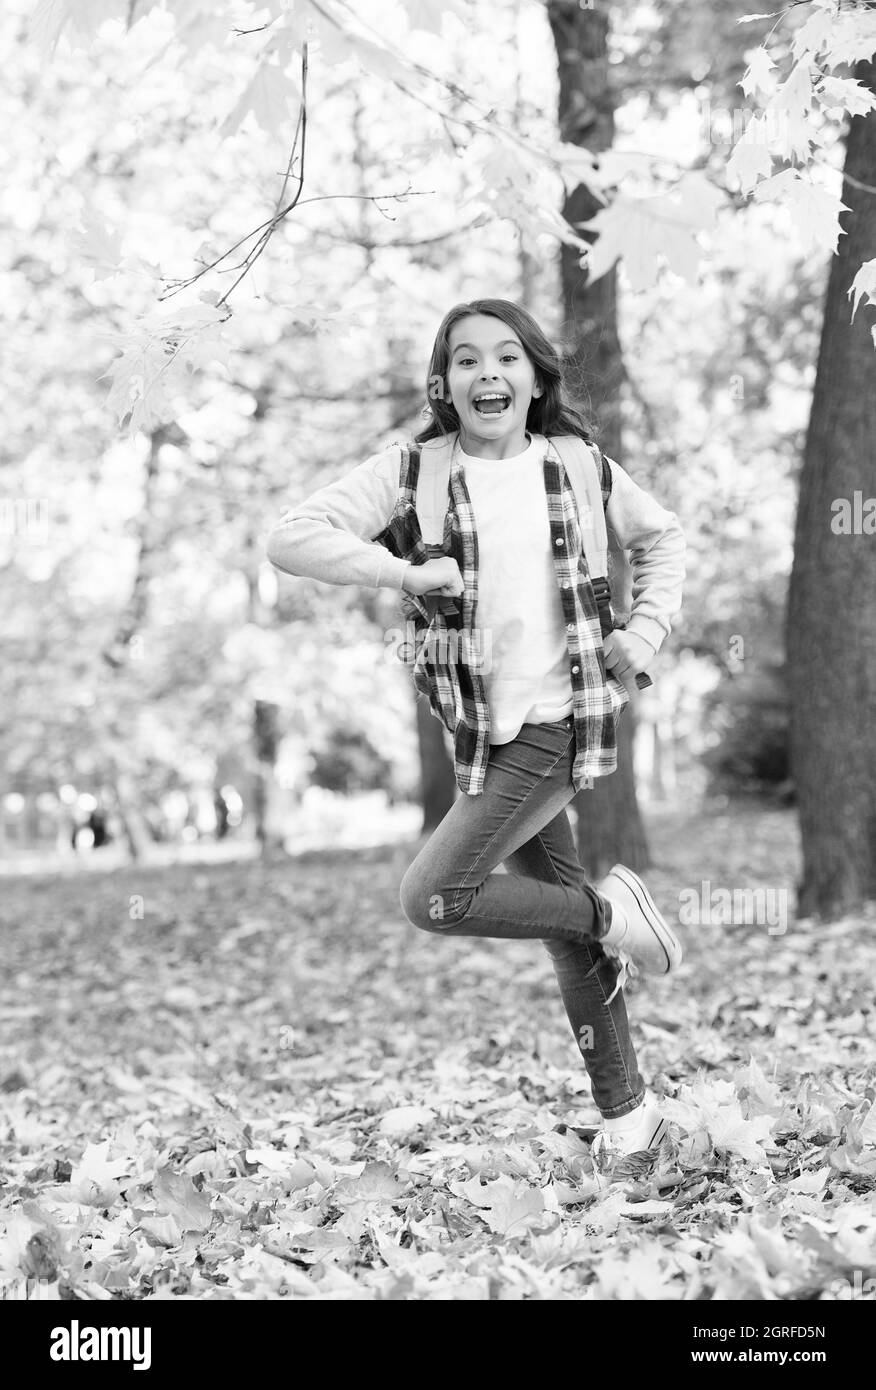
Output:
top-left (603, 630), bottom-right (654, 693)
top-left (403, 557), bottom-right (464, 599)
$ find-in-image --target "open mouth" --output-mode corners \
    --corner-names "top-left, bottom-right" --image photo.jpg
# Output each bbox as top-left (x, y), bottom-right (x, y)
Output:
top-left (472, 392), bottom-right (511, 417)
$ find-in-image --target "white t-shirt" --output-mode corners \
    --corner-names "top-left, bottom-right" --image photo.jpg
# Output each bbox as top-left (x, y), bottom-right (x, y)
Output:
top-left (459, 432), bottom-right (573, 744)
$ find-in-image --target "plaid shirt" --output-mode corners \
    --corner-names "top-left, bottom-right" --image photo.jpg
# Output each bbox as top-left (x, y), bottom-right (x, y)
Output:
top-left (373, 435), bottom-right (629, 797)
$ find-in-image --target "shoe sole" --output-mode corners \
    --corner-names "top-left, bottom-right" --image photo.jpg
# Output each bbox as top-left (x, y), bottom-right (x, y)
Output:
top-left (607, 864), bottom-right (682, 973)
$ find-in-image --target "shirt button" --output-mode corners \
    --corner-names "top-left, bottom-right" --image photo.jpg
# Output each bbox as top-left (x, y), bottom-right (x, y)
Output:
top-left (571, 665), bottom-right (580, 675)
top-left (566, 623), bottom-right (575, 634)
top-left (562, 580), bottom-right (571, 590)
top-left (555, 537), bottom-right (564, 546)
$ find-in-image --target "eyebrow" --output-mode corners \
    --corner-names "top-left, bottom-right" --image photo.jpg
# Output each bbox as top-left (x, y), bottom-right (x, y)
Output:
top-left (450, 339), bottom-right (522, 353)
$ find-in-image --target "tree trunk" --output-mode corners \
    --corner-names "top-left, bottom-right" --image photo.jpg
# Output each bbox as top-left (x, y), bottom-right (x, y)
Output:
top-left (110, 773), bottom-right (153, 862)
top-left (786, 52), bottom-right (876, 919)
top-left (253, 698), bottom-right (285, 856)
top-left (513, 0), bottom-right (540, 309)
top-left (385, 321), bottom-right (458, 830)
top-left (102, 423), bottom-right (186, 669)
top-left (547, 0), bottom-right (648, 877)
top-left (415, 693), bottom-right (457, 832)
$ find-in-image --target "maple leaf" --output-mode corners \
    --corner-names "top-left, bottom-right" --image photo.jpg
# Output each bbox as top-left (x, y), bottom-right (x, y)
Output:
top-left (619, 1198), bottom-right (674, 1219)
top-left (553, 142), bottom-right (600, 196)
top-left (737, 1056), bottom-right (784, 1116)
top-left (786, 1167), bottom-right (830, 1195)
top-left (139, 1213), bottom-right (182, 1249)
top-left (152, 1166), bottom-right (215, 1233)
top-left (403, 0), bottom-right (469, 36)
top-left (822, 8), bottom-right (876, 68)
top-left (818, 76), bottom-right (876, 119)
top-left (849, 259), bottom-right (876, 323)
top-left (244, 1147), bottom-right (301, 1174)
top-left (752, 171), bottom-right (850, 256)
top-left (220, 55), bottom-right (301, 138)
top-left (161, 13), bottom-right (225, 63)
top-left (68, 1140), bottom-right (132, 1207)
top-left (378, 1105), bottom-right (435, 1136)
top-left (536, 1128), bottom-right (590, 1165)
top-left (768, 106), bottom-right (813, 164)
top-left (740, 46), bottom-right (776, 99)
top-left (831, 1205), bottom-right (876, 1265)
top-left (333, 1161), bottom-right (405, 1205)
top-left (450, 1175), bottom-right (545, 1238)
top-left (665, 1076), bottom-right (774, 1165)
top-left (859, 1103), bottom-right (876, 1148)
top-left (579, 174), bottom-right (723, 291)
top-left (308, 16), bottom-right (408, 86)
top-left (98, 303), bottom-right (231, 433)
top-left (285, 1159), bottom-right (319, 1191)
top-left (550, 1175), bottom-right (599, 1206)
top-left (726, 117), bottom-right (773, 194)
top-left (26, 0), bottom-right (71, 60)
top-left (711, 1226), bottom-right (778, 1298)
top-left (579, 1187), bottom-right (627, 1237)
top-left (595, 1247), bottom-right (681, 1299)
top-left (0, 1213), bottom-right (51, 1283)
top-left (711, 1108), bottom-right (774, 1164)
top-left (791, 6), bottom-right (838, 62)
top-left (65, 212), bottom-right (124, 282)
top-left (747, 1214), bottom-right (800, 1277)
top-left (752, 59), bottom-right (816, 162)
top-left (770, 60), bottom-right (814, 115)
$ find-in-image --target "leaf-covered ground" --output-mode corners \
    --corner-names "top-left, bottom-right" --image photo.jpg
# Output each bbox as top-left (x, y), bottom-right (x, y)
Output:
top-left (2, 803), bottom-right (875, 1301)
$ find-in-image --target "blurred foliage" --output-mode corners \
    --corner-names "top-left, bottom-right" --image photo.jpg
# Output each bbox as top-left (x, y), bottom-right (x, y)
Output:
top-left (702, 666), bottom-right (792, 797)
top-left (0, 0), bottom-right (851, 815)
top-left (309, 726), bottom-right (396, 795)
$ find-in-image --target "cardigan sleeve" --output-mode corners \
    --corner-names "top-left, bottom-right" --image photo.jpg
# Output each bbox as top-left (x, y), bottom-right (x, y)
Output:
top-left (602, 454), bottom-right (685, 656)
top-left (265, 444), bottom-right (410, 591)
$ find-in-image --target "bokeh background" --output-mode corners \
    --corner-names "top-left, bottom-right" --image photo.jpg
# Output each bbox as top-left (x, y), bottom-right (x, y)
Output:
top-left (2, 0), bottom-right (874, 920)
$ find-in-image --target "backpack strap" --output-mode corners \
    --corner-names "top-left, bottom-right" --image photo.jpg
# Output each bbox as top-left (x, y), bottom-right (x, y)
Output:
top-left (407, 431), bottom-right (610, 578)
top-left (547, 434), bottom-right (610, 580)
top-left (410, 434), bottom-right (455, 545)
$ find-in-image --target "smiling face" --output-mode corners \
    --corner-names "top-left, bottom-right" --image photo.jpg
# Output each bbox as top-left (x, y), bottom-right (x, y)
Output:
top-left (445, 314), bottom-right (543, 459)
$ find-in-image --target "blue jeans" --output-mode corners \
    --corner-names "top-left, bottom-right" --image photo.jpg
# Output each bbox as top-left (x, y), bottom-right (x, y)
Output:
top-left (399, 716), bottom-right (645, 1118)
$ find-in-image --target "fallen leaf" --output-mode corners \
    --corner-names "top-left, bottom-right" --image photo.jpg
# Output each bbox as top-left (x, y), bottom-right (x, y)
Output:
top-left (378, 1106), bottom-right (436, 1136)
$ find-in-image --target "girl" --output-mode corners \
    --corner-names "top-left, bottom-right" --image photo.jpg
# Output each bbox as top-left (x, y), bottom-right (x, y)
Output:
top-left (266, 298), bottom-right (685, 1184)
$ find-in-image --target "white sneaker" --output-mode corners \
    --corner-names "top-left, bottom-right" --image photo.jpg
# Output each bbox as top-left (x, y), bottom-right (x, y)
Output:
top-left (598, 863), bottom-right (683, 975)
top-left (591, 1099), bottom-right (669, 1187)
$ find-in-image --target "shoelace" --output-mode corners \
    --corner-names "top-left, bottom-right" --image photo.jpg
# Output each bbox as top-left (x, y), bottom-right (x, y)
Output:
top-left (591, 1128), bottom-right (665, 1184)
top-left (601, 944), bottom-right (639, 1004)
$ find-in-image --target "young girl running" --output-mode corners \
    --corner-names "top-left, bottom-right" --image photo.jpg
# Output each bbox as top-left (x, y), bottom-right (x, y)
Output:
top-left (266, 298), bottom-right (685, 1183)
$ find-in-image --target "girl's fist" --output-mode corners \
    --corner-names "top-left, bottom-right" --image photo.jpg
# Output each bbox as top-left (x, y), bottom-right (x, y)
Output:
top-left (603, 630), bottom-right (654, 693)
top-left (403, 557), bottom-right (464, 599)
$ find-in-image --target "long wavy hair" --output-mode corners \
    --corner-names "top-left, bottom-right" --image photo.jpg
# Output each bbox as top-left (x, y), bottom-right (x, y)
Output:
top-left (413, 298), bottom-right (597, 446)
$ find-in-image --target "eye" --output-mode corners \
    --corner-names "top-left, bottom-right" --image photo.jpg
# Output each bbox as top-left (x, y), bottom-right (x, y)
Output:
top-left (454, 353), bottom-right (518, 366)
